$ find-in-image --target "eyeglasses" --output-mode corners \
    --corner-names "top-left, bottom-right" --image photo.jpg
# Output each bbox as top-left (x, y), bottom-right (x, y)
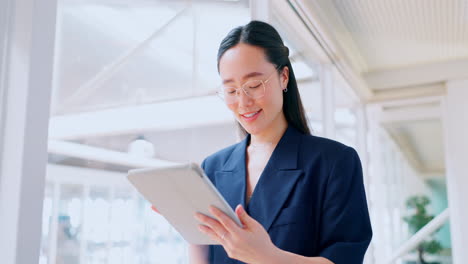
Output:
top-left (216, 69), bottom-right (278, 104)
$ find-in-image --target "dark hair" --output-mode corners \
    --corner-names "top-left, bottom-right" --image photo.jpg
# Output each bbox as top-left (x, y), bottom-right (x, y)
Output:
top-left (217, 20), bottom-right (311, 136)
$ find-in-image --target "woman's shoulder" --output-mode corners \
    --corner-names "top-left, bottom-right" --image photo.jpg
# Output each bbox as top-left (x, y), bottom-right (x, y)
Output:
top-left (300, 133), bottom-right (360, 163)
top-left (201, 141), bottom-right (242, 171)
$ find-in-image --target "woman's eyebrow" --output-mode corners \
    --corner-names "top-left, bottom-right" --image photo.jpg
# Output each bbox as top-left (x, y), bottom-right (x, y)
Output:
top-left (222, 72), bottom-right (264, 84)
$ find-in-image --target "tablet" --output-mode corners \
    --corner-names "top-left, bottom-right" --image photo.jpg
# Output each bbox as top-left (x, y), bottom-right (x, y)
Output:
top-left (127, 163), bottom-right (242, 245)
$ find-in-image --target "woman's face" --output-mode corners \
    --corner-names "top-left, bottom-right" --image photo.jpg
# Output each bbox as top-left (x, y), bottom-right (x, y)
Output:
top-left (218, 43), bottom-right (289, 136)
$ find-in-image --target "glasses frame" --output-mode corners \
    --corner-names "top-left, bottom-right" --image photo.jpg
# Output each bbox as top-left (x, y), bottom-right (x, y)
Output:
top-left (216, 68), bottom-right (279, 103)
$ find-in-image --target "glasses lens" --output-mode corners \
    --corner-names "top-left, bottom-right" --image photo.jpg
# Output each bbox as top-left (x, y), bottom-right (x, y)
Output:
top-left (220, 86), bottom-right (237, 103)
top-left (243, 80), bottom-right (264, 99)
top-left (219, 80), bottom-right (265, 104)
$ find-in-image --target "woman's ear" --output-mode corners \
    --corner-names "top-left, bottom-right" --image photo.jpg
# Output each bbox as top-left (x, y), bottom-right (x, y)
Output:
top-left (280, 66), bottom-right (289, 90)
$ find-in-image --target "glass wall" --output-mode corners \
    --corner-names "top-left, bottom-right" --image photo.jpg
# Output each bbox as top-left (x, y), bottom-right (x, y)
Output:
top-left (41, 165), bottom-right (189, 264)
top-left (42, 0), bottom-right (250, 263)
top-left (51, 0), bottom-right (250, 115)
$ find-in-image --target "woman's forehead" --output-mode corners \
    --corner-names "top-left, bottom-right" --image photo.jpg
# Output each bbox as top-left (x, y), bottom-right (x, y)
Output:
top-left (219, 44), bottom-right (273, 79)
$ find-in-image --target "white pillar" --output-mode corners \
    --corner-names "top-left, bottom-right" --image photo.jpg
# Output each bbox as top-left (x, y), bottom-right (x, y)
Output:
top-left (366, 104), bottom-right (386, 264)
top-left (0, 0), bottom-right (57, 263)
top-left (0, 0), bottom-right (12, 185)
top-left (320, 64), bottom-right (336, 139)
top-left (356, 105), bottom-right (375, 264)
top-left (250, 0), bottom-right (271, 22)
top-left (443, 79), bottom-right (468, 264)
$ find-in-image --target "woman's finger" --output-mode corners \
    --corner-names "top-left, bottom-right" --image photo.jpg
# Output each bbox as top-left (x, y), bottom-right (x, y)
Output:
top-left (209, 206), bottom-right (240, 233)
top-left (198, 225), bottom-right (223, 244)
top-left (235, 205), bottom-right (255, 228)
top-left (195, 212), bottom-right (228, 237)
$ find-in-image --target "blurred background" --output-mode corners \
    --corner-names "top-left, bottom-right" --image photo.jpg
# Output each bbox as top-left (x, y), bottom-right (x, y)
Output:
top-left (1, 0), bottom-right (468, 264)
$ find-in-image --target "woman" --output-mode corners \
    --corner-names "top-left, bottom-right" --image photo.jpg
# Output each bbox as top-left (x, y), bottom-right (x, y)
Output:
top-left (155, 20), bottom-right (372, 264)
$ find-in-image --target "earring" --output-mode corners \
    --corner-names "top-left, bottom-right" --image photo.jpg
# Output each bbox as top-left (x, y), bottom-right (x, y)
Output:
top-left (283, 88), bottom-right (288, 93)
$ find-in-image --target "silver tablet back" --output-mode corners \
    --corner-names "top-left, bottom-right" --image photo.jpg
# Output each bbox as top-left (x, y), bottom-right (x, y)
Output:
top-left (127, 163), bottom-right (241, 245)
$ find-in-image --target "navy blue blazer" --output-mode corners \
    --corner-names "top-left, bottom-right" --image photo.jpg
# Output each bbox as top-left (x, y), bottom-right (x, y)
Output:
top-left (201, 125), bottom-right (372, 264)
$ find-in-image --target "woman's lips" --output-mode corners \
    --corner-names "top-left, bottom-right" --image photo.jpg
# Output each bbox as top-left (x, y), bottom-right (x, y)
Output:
top-left (240, 109), bottom-right (262, 122)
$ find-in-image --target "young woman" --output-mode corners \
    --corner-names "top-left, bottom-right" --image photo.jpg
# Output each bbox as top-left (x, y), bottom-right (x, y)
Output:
top-left (155, 20), bottom-right (372, 264)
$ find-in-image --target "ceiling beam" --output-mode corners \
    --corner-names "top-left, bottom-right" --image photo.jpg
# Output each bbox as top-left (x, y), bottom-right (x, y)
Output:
top-left (378, 103), bottom-right (441, 124)
top-left (364, 59), bottom-right (468, 90)
top-left (48, 140), bottom-right (179, 168)
top-left (368, 95), bottom-right (443, 125)
top-left (46, 163), bottom-right (128, 186)
top-left (49, 95), bottom-right (233, 140)
top-left (370, 83), bottom-right (446, 103)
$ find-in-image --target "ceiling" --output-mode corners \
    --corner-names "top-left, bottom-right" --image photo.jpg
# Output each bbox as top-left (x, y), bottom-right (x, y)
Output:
top-left (297, 0), bottom-right (462, 175)
top-left (300, 0), bottom-right (468, 92)
top-left (307, 0), bottom-right (468, 72)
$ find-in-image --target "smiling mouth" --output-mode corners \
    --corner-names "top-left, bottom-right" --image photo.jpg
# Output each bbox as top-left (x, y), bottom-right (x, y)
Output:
top-left (241, 110), bottom-right (260, 117)
top-left (240, 109), bottom-right (262, 119)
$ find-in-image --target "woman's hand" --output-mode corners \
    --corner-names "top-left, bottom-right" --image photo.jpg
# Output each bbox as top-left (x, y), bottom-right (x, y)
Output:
top-left (195, 205), bottom-right (280, 264)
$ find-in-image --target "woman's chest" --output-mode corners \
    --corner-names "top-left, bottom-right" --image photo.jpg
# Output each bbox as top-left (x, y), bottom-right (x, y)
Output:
top-left (246, 159), bottom-right (267, 185)
top-left (245, 148), bottom-right (273, 200)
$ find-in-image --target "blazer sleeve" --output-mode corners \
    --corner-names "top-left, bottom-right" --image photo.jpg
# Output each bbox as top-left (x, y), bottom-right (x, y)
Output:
top-left (318, 147), bottom-right (373, 264)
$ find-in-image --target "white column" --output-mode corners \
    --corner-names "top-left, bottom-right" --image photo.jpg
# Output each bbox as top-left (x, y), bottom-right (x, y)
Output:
top-left (250, 0), bottom-right (271, 22)
top-left (0, 0), bottom-right (57, 263)
top-left (356, 105), bottom-right (375, 264)
top-left (366, 104), bottom-right (385, 264)
top-left (443, 79), bottom-right (468, 264)
top-left (320, 64), bottom-right (336, 139)
top-left (0, 0), bottom-right (12, 186)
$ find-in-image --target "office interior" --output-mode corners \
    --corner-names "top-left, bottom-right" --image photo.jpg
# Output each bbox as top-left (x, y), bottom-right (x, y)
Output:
top-left (1, 0), bottom-right (468, 264)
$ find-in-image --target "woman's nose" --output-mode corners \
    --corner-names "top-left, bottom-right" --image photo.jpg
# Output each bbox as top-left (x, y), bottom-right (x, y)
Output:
top-left (237, 89), bottom-right (253, 106)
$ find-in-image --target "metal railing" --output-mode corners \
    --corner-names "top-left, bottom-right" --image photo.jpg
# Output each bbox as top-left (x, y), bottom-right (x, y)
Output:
top-left (386, 208), bottom-right (450, 264)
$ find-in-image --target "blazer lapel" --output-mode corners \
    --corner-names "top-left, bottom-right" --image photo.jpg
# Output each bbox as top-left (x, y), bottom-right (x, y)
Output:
top-left (213, 126), bottom-right (304, 233)
top-left (214, 136), bottom-right (248, 211)
top-left (247, 126), bottom-right (304, 232)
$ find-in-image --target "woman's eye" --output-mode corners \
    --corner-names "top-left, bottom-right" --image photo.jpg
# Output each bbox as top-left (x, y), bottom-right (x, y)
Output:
top-left (225, 88), bottom-right (236, 94)
top-left (248, 83), bottom-right (261, 89)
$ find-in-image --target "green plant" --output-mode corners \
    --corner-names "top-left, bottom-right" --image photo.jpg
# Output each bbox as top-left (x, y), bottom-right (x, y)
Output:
top-left (403, 195), bottom-right (443, 264)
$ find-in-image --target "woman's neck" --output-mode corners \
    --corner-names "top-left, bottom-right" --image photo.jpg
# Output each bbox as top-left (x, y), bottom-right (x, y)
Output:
top-left (249, 114), bottom-right (288, 148)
